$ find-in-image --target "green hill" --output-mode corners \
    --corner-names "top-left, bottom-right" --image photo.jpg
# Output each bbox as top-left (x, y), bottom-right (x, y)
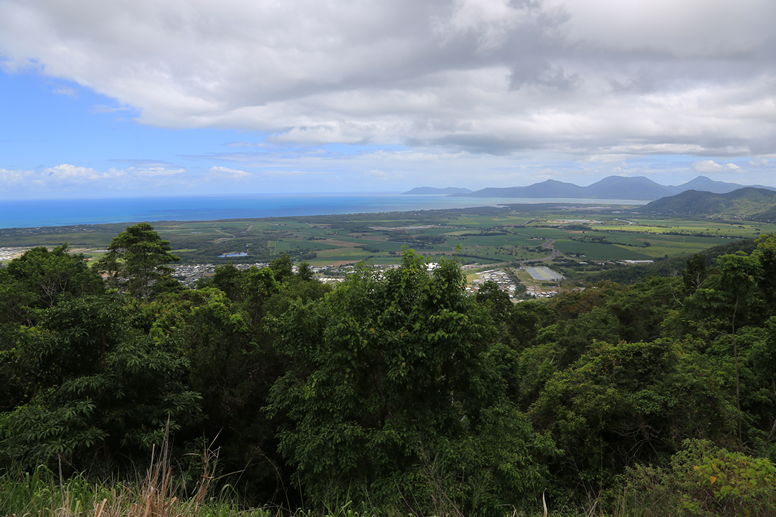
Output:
top-left (587, 237), bottom-right (756, 284)
top-left (638, 187), bottom-right (776, 220)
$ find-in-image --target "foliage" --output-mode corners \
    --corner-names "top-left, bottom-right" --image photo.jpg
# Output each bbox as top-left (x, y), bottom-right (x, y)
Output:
top-left (530, 339), bottom-right (736, 491)
top-left (267, 253), bottom-right (554, 514)
top-left (611, 439), bottom-right (776, 516)
top-left (97, 222), bottom-right (179, 299)
top-left (0, 245), bottom-right (103, 324)
top-left (4, 223), bottom-right (776, 514)
top-left (0, 293), bottom-right (200, 471)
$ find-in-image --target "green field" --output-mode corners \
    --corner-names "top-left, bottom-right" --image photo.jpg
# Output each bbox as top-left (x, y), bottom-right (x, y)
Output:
top-left (1, 204), bottom-right (769, 276)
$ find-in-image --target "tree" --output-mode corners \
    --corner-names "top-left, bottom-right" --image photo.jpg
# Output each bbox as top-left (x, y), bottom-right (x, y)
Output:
top-left (267, 253), bottom-right (554, 513)
top-left (476, 280), bottom-right (513, 326)
top-left (211, 264), bottom-right (245, 301)
top-left (683, 253), bottom-right (707, 293)
top-left (97, 223), bottom-right (179, 299)
top-left (268, 254), bottom-right (294, 282)
top-left (753, 234), bottom-right (776, 311)
top-left (1, 245), bottom-right (103, 322)
top-left (530, 339), bottom-right (738, 493)
top-left (0, 294), bottom-right (200, 471)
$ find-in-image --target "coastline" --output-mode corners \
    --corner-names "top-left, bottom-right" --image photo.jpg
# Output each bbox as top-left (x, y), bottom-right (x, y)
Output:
top-left (0, 194), bottom-right (646, 230)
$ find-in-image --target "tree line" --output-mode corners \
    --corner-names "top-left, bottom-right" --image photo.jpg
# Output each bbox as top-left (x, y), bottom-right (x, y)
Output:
top-left (1, 222), bottom-right (774, 516)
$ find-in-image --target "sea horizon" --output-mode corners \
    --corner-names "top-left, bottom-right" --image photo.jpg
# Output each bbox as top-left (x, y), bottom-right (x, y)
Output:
top-left (0, 193), bottom-right (647, 230)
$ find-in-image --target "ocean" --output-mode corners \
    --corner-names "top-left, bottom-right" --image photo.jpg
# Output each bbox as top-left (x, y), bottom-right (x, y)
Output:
top-left (0, 194), bottom-right (647, 229)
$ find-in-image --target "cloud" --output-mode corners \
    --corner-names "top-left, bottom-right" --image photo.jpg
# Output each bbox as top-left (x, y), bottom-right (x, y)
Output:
top-left (91, 104), bottom-right (133, 114)
top-left (364, 169), bottom-right (389, 178)
top-left (128, 166), bottom-right (185, 176)
top-left (0, 0), bottom-right (774, 159)
top-left (692, 159), bottom-right (742, 173)
top-left (209, 165), bottom-right (250, 177)
top-left (260, 170), bottom-right (323, 177)
top-left (42, 163), bottom-right (184, 179)
top-left (0, 167), bottom-right (30, 185)
top-left (52, 86), bottom-right (76, 96)
top-left (0, 164), bottom-right (191, 195)
top-left (44, 164), bottom-right (107, 180)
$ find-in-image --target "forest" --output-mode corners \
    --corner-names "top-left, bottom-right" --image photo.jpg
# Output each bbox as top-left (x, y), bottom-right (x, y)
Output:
top-left (1, 222), bottom-right (775, 516)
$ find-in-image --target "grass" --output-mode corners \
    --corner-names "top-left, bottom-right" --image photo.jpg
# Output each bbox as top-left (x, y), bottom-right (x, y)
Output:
top-left (0, 465), bottom-right (574, 517)
top-left (0, 458), bottom-right (270, 517)
top-left (0, 467), bottom-right (380, 516)
top-left (553, 240), bottom-right (652, 260)
top-left (0, 430), bottom-right (378, 517)
top-left (8, 433), bottom-right (764, 517)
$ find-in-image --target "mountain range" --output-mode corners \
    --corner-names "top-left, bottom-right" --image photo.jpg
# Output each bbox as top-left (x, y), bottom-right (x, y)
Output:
top-left (404, 176), bottom-right (774, 201)
top-left (403, 186), bottom-right (473, 195)
top-left (638, 187), bottom-right (776, 221)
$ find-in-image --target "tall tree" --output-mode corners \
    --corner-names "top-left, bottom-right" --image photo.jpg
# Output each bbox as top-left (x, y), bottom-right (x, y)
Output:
top-left (267, 253), bottom-right (553, 513)
top-left (97, 223), bottom-right (179, 299)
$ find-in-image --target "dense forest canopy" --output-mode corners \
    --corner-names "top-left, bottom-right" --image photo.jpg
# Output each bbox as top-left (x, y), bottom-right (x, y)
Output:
top-left (1, 223), bottom-right (775, 516)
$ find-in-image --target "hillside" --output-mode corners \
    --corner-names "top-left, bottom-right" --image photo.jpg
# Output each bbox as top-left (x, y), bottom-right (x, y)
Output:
top-left (3, 224), bottom-right (776, 516)
top-left (587, 238), bottom-right (757, 284)
top-left (638, 187), bottom-right (776, 220)
top-left (673, 175), bottom-right (767, 194)
top-left (403, 186), bottom-right (472, 195)
top-left (467, 179), bottom-right (586, 198)
top-left (454, 175), bottom-right (774, 200)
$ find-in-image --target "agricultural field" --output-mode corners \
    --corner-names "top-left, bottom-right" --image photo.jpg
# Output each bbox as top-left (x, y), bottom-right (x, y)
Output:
top-left (1, 204), bottom-right (772, 281)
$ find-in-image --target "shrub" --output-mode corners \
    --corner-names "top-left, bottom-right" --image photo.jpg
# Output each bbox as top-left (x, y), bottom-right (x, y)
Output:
top-left (611, 439), bottom-right (776, 516)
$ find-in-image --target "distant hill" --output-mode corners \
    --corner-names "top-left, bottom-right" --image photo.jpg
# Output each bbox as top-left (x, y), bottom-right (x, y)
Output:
top-left (403, 186), bottom-right (472, 195)
top-left (585, 176), bottom-right (672, 200)
top-left (456, 175), bottom-right (774, 201)
top-left (588, 238), bottom-right (757, 284)
top-left (671, 175), bottom-right (754, 194)
top-left (468, 179), bottom-right (586, 198)
top-left (638, 187), bottom-right (776, 221)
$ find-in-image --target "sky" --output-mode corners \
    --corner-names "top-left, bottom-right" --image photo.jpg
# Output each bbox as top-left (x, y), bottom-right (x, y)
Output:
top-left (0, 0), bottom-right (775, 199)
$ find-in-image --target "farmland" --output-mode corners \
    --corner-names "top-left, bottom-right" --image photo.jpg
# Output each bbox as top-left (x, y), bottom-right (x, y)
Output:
top-left (1, 203), bottom-right (771, 281)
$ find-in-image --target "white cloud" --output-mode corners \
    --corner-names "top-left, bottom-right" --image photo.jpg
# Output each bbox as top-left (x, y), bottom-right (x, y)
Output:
top-left (52, 86), bottom-right (76, 96)
top-left (260, 170), bottom-right (323, 177)
top-left (0, 164), bottom-right (191, 196)
top-left (0, 0), bottom-right (774, 159)
top-left (209, 165), bottom-right (249, 177)
top-left (692, 160), bottom-right (724, 173)
top-left (44, 164), bottom-right (106, 180)
top-left (91, 104), bottom-right (133, 114)
top-left (128, 166), bottom-right (185, 176)
top-left (0, 167), bottom-right (30, 185)
top-left (692, 160), bottom-right (742, 173)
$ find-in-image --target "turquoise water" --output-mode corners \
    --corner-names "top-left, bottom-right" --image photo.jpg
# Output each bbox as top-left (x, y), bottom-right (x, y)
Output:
top-left (0, 194), bottom-right (646, 229)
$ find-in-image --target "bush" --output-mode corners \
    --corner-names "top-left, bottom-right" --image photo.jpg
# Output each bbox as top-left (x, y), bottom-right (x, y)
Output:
top-left (611, 439), bottom-right (776, 516)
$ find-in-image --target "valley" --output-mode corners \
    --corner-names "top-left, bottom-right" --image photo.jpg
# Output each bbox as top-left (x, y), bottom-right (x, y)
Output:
top-left (2, 202), bottom-right (772, 297)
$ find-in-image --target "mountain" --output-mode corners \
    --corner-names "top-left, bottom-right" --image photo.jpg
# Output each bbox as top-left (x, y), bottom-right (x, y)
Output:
top-left (457, 175), bottom-right (775, 200)
top-left (668, 175), bottom-right (775, 195)
top-left (668, 176), bottom-right (747, 195)
top-left (464, 179), bottom-right (586, 198)
top-left (585, 176), bottom-right (672, 200)
top-left (638, 187), bottom-right (776, 220)
top-left (403, 186), bottom-right (472, 195)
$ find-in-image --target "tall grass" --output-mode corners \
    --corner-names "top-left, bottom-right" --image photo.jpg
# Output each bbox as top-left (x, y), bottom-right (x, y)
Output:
top-left (0, 462), bottom-right (381, 517)
top-left (0, 431), bottom-right (375, 517)
top-left (0, 437), bottom-right (272, 517)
